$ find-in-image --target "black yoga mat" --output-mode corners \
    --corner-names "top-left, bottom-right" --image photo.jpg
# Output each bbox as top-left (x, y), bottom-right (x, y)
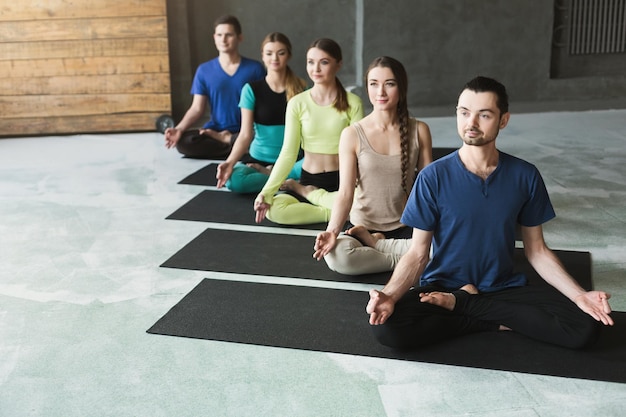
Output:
top-left (160, 227), bottom-right (593, 289)
top-left (166, 189), bottom-right (328, 230)
top-left (161, 228), bottom-right (392, 285)
top-left (177, 148), bottom-right (459, 187)
top-left (179, 163), bottom-right (219, 186)
top-left (147, 278), bottom-right (626, 383)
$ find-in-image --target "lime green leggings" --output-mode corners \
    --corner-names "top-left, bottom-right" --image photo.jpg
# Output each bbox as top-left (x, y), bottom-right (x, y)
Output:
top-left (266, 189), bottom-right (336, 225)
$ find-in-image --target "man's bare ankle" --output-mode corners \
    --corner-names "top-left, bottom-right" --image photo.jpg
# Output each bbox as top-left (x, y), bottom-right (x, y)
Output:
top-left (459, 284), bottom-right (479, 294)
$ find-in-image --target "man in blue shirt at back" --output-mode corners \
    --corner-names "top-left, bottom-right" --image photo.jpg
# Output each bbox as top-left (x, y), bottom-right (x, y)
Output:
top-left (164, 15), bottom-right (265, 159)
top-left (366, 76), bottom-right (613, 350)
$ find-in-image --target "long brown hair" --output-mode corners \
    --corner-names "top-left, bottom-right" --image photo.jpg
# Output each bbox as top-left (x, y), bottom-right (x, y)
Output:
top-left (365, 56), bottom-right (411, 194)
top-left (308, 38), bottom-right (349, 113)
top-left (261, 32), bottom-right (306, 101)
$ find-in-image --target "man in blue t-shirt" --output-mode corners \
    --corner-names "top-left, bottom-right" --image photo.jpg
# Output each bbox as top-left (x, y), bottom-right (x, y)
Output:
top-left (366, 76), bottom-right (613, 350)
top-left (164, 15), bottom-right (265, 159)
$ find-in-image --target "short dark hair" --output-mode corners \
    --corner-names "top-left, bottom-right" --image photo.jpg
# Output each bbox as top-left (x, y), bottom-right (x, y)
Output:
top-left (462, 76), bottom-right (509, 115)
top-left (214, 15), bottom-right (242, 35)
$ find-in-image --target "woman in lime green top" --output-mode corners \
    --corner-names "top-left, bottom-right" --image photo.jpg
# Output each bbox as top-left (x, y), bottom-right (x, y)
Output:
top-left (254, 38), bottom-right (364, 225)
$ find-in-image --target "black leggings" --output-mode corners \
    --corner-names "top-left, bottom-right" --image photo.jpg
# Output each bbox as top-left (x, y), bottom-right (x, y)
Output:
top-left (285, 169), bottom-right (339, 203)
top-left (175, 129), bottom-right (239, 159)
top-left (372, 284), bottom-right (600, 350)
top-left (345, 222), bottom-right (412, 239)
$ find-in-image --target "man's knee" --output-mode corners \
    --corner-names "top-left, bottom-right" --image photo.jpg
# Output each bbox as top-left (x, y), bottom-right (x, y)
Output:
top-left (370, 322), bottom-right (417, 350)
top-left (566, 316), bottom-right (602, 349)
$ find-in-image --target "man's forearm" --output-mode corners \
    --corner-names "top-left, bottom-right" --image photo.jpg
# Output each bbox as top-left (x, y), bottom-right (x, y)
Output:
top-left (528, 247), bottom-right (586, 302)
top-left (382, 249), bottom-right (428, 302)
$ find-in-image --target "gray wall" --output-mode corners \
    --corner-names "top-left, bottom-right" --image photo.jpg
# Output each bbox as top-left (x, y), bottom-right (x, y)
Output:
top-left (166, 0), bottom-right (626, 120)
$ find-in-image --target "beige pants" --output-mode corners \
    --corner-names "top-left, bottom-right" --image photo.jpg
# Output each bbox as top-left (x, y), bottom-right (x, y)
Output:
top-left (323, 234), bottom-right (412, 275)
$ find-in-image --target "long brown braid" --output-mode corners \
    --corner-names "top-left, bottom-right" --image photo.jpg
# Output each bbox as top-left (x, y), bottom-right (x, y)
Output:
top-left (365, 56), bottom-right (411, 194)
top-left (397, 99), bottom-right (410, 195)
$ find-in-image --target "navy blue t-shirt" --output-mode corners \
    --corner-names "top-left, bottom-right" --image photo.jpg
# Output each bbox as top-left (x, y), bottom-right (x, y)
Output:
top-left (401, 150), bottom-right (555, 292)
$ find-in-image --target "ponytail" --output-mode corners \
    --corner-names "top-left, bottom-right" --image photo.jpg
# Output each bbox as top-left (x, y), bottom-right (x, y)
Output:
top-left (285, 66), bottom-right (306, 101)
top-left (333, 77), bottom-right (349, 113)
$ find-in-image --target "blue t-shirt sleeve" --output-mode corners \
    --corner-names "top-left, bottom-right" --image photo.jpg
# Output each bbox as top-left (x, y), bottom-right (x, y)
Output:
top-left (190, 61), bottom-right (211, 96)
top-left (400, 168), bottom-right (439, 231)
top-left (517, 166), bottom-right (556, 226)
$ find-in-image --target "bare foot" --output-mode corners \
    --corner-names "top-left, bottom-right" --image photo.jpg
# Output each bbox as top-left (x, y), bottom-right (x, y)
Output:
top-left (419, 284), bottom-right (478, 311)
top-left (280, 179), bottom-right (317, 197)
top-left (419, 291), bottom-right (457, 311)
top-left (202, 129), bottom-right (232, 144)
top-left (216, 130), bottom-right (233, 144)
top-left (346, 225), bottom-right (384, 248)
top-left (247, 163), bottom-right (272, 175)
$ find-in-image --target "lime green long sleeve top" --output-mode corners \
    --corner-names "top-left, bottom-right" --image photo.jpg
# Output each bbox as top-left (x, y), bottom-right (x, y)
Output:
top-left (259, 90), bottom-right (364, 204)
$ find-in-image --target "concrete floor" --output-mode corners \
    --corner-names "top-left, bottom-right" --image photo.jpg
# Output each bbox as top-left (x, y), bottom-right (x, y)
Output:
top-left (1, 109), bottom-right (625, 416)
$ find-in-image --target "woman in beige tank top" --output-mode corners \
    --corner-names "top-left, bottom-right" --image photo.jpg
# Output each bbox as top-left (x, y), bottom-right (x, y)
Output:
top-left (313, 56), bottom-right (433, 275)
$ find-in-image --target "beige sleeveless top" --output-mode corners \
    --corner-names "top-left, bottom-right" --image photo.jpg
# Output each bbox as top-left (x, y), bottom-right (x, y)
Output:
top-left (349, 117), bottom-right (420, 232)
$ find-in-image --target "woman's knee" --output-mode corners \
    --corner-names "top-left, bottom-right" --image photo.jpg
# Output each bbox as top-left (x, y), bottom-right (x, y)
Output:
top-left (266, 196), bottom-right (298, 224)
top-left (267, 195), bottom-right (330, 225)
top-left (266, 204), bottom-right (289, 224)
top-left (323, 236), bottom-right (361, 274)
top-left (227, 167), bottom-right (262, 193)
top-left (226, 174), bottom-right (245, 193)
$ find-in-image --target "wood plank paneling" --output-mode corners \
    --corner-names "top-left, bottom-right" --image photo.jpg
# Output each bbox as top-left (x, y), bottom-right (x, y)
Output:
top-left (0, 56), bottom-right (170, 78)
top-left (3, 94), bottom-right (171, 118)
top-left (0, 0), bottom-right (171, 137)
top-left (1, 74), bottom-right (171, 95)
top-left (0, 17), bottom-right (168, 42)
top-left (0, 39), bottom-right (169, 60)
top-left (0, 0), bottom-right (166, 21)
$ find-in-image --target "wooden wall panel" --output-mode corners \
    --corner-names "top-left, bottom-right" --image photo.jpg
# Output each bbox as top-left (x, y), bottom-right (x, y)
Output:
top-left (1, 0), bottom-right (166, 21)
top-left (0, 0), bottom-right (171, 137)
top-left (1, 17), bottom-right (169, 42)
top-left (0, 56), bottom-right (170, 78)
